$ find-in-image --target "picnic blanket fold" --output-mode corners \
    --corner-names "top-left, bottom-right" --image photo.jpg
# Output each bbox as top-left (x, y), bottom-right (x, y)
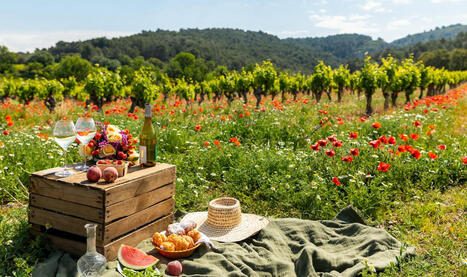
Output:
top-left (32, 206), bottom-right (415, 277)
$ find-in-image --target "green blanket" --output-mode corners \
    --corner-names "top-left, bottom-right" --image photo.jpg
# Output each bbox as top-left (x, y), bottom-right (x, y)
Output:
top-left (32, 206), bottom-right (415, 277)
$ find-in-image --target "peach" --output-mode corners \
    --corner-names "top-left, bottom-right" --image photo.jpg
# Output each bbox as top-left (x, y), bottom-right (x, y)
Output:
top-left (86, 166), bottom-right (102, 182)
top-left (103, 167), bottom-right (118, 183)
top-left (167, 260), bottom-right (182, 276)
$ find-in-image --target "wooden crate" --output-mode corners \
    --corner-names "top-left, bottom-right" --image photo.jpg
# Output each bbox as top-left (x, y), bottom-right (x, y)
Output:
top-left (28, 163), bottom-right (176, 260)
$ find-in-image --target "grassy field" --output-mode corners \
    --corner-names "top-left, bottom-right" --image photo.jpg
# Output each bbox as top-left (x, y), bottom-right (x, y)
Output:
top-left (0, 87), bottom-right (465, 275)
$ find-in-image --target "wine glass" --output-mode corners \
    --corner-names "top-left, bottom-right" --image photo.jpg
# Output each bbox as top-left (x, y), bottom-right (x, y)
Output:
top-left (53, 119), bottom-right (77, 177)
top-left (75, 117), bottom-right (97, 171)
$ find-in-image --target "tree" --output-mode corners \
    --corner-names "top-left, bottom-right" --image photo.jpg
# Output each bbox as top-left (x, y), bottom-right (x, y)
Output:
top-left (235, 70), bottom-right (253, 104)
top-left (278, 72), bottom-right (291, 103)
top-left (400, 57), bottom-right (421, 104)
top-left (417, 62), bottom-right (433, 99)
top-left (360, 56), bottom-right (379, 116)
top-left (252, 61), bottom-right (277, 108)
top-left (0, 46), bottom-right (17, 74)
top-left (84, 67), bottom-right (123, 111)
top-left (332, 65), bottom-right (350, 103)
top-left (377, 56), bottom-right (397, 110)
top-left (55, 55), bottom-right (93, 81)
top-left (129, 67), bottom-right (158, 113)
top-left (28, 50), bottom-right (54, 66)
top-left (310, 61), bottom-right (332, 103)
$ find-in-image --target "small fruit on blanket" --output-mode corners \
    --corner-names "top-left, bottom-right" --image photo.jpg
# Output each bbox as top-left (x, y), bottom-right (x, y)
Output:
top-left (103, 167), bottom-right (118, 182)
top-left (86, 166), bottom-right (102, 182)
top-left (167, 260), bottom-right (183, 276)
top-left (118, 245), bottom-right (159, 270)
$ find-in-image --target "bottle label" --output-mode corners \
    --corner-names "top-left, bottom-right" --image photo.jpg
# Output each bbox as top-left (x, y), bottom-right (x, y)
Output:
top-left (140, 146), bottom-right (147, 164)
top-left (145, 104), bottom-right (151, 118)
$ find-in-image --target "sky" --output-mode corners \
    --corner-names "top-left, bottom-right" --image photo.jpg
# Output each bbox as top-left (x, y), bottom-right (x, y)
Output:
top-left (0, 0), bottom-right (466, 52)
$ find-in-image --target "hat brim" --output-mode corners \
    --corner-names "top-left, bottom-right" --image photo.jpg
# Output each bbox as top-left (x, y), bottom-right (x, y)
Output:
top-left (182, 212), bottom-right (269, 242)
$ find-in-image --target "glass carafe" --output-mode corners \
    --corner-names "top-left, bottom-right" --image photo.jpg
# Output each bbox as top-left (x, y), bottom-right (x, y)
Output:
top-left (77, 223), bottom-right (107, 276)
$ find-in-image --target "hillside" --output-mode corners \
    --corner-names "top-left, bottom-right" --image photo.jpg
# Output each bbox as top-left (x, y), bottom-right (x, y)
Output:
top-left (390, 24), bottom-right (467, 48)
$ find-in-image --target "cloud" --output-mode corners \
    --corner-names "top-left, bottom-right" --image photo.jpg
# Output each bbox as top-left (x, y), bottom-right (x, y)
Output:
top-left (431, 0), bottom-right (462, 2)
top-left (0, 30), bottom-right (133, 52)
top-left (360, 0), bottom-right (386, 12)
top-left (392, 0), bottom-right (412, 4)
top-left (387, 19), bottom-right (411, 30)
top-left (309, 14), bottom-right (379, 35)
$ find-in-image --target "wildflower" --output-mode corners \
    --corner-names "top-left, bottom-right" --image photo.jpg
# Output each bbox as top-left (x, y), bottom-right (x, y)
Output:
top-left (310, 143), bottom-right (319, 151)
top-left (341, 156), bottom-right (353, 162)
top-left (5, 115), bottom-right (12, 122)
top-left (213, 140), bottom-right (220, 145)
top-left (234, 141), bottom-right (241, 146)
top-left (414, 121), bottom-right (422, 127)
top-left (410, 133), bottom-right (419, 140)
top-left (372, 122), bottom-right (381, 129)
top-left (327, 135), bottom-right (337, 142)
top-left (428, 152), bottom-right (438, 159)
top-left (317, 139), bottom-right (328, 147)
top-left (5, 240), bottom-right (12, 246)
top-left (203, 141), bottom-right (210, 146)
top-left (7, 122), bottom-right (13, 127)
top-left (399, 134), bottom-right (409, 141)
top-left (397, 145), bottom-right (406, 152)
top-left (428, 125), bottom-right (435, 130)
top-left (377, 162), bottom-right (390, 172)
top-left (349, 132), bottom-right (358, 139)
top-left (45, 222), bottom-right (52, 230)
top-left (378, 136), bottom-right (388, 144)
top-left (388, 136), bottom-right (396, 145)
top-left (437, 145), bottom-right (446, 150)
top-left (369, 140), bottom-right (380, 149)
top-left (350, 148), bottom-right (359, 156)
top-left (360, 116), bottom-right (367, 122)
top-left (2, 130), bottom-right (9, 135)
top-left (462, 157), bottom-right (467, 165)
top-left (410, 149), bottom-right (421, 159)
top-left (333, 141), bottom-right (343, 147)
top-left (369, 264), bottom-right (376, 273)
top-left (229, 137), bottom-right (239, 143)
top-left (326, 149), bottom-right (335, 157)
top-left (195, 125), bottom-right (202, 131)
top-left (332, 177), bottom-right (341, 186)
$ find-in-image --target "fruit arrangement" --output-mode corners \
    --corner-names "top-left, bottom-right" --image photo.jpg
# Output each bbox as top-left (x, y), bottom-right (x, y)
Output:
top-left (96, 159), bottom-right (129, 176)
top-left (117, 245), bottom-right (159, 271)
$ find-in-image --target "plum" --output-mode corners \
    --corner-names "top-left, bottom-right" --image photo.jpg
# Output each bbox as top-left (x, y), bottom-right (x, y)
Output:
top-left (86, 166), bottom-right (102, 182)
top-left (167, 260), bottom-right (182, 276)
top-left (103, 167), bottom-right (118, 183)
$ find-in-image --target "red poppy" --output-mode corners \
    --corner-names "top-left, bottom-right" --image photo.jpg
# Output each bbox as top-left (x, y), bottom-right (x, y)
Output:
top-left (369, 140), bottom-right (380, 149)
top-left (350, 148), bottom-right (359, 156)
top-left (213, 140), bottom-right (220, 145)
top-left (360, 116), bottom-right (367, 122)
top-left (326, 149), bottom-right (335, 157)
top-left (7, 121), bottom-right (13, 127)
top-left (317, 139), bottom-right (328, 147)
top-left (437, 145), bottom-right (446, 150)
top-left (414, 121), bottom-right (422, 127)
top-left (5, 115), bottom-right (12, 122)
top-left (349, 132), bottom-right (358, 139)
top-left (388, 136), bottom-right (396, 145)
top-left (310, 143), bottom-right (320, 151)
top-left (397, 145), bottom-right (406, 152)
top-left (332, 177), bottom-right (341, 186)
top-left (203, 141), bottom-right (210, 146)
top-left (428, 125), bottom-right (435, 130)
top-left (410, 149), bottom-right (421, 159)
top-left (428, 152), bottom-right (438, 159)
top-left (230, 137), bottom-right (239, 143)
top-left (337, 117), bottom-right (342, 121)
top-left (423, 109), bottom-right (428, 113)
top-left (372, 122), bottom-right (381, 129)
top-left (234, 141), bottom-right (241, 146)
top-left (195, 125), bottom-right (202, 131)
top-left (327, 135), bottom-right (337, 142)
top-left (378, 136), bottom-right (388, 144)
top-left (399, 134), bottom-right (409, 141)
top-left (2, 130), bottom-right (9, 135)
top-left (377, 162), bottom-right (390, 172)
top-left (221, 116), bottom-right (226, 121)
top-left (462, 157), bottom-right (467, 165)
top-left (410, 133), bottom-right (419, 140)
top-left (341, 156), bottom-right (353, 162)
top-left (333, 141), bottom-right (343, 147)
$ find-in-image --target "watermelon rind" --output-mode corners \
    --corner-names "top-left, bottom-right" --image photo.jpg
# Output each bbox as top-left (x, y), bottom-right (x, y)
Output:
top-left (118, 244), bottom-right (159, 270)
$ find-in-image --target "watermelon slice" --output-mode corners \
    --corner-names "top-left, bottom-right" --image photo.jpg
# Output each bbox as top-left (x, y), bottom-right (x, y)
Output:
top-left (118, 244), bottom-right (159, 270)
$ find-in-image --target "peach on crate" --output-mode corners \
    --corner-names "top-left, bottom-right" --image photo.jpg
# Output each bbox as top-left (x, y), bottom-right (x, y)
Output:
top-left (96, 159), bottom-right (129, 177)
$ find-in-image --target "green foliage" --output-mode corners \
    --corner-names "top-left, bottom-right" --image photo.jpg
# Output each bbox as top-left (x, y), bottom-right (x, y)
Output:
top-left (0, 46), bottom-right (17, 74)
top-left (252, 61), bottom-right (277, 94)
top-left (54, 55), bottom-right (93, 81)
top-left (131, 67), bottom-right (159, 104)
top-left (360, 57), bottom-right (379, 94)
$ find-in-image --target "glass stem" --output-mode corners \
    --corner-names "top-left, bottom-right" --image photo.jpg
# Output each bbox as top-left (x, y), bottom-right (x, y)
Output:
top-left (63, 150), bottom-right (67, 172)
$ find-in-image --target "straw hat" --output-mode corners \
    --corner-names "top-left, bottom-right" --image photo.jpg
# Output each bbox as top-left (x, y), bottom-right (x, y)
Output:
top-left (182, 197), bottom-right (269, 242)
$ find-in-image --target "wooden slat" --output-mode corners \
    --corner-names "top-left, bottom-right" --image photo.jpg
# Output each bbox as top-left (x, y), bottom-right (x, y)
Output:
top-left (104, 164), bottom-right (176, 205)
top-left (29, 207), bottom-right (103, 240)
top-left (104, 197), bottom-right (174, 243)
top-left (105, 183), bottom-right (175, 222)
top-left (103, 213), bottom-right (173, 260)
top-left (30, 194), bottom-right (104, 222)
top-left (30, 176), bottom-right (103, 208)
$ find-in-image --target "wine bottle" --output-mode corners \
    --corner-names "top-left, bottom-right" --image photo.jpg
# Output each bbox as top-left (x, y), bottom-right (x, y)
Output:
top-left (139, 104), bottom-right (157, 167)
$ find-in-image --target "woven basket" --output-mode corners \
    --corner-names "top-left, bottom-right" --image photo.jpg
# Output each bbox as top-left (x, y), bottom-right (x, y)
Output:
top-left (154, 243), bottom-right (201, 259)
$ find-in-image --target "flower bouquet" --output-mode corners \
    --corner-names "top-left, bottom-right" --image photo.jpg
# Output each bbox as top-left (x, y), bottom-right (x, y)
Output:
top-left (79, 122), bottom-right (139, 166)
